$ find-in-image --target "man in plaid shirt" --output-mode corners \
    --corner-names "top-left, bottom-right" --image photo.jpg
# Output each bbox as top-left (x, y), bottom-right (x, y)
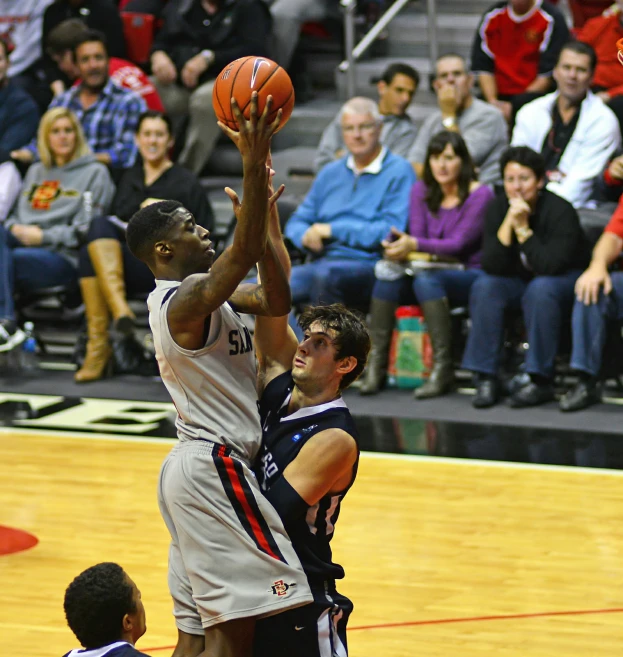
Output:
top-left (13, 29), bottom-right (145, 171)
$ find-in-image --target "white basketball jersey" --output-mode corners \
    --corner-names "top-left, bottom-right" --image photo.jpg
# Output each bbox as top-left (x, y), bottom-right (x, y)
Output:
top-left (148, 279), bottom-right (262, 463)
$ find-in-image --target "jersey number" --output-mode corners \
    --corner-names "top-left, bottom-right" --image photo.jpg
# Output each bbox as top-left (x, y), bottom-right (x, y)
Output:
top-left (229, 327), bottom-right (253, 355)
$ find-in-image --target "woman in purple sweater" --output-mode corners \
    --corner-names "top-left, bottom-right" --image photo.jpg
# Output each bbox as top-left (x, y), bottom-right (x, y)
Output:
top-left (360, 130), bottom-right (494, 398)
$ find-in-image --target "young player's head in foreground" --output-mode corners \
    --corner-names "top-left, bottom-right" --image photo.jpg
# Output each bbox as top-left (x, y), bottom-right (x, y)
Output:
top-left (64, 562), bottom-right (146, 650)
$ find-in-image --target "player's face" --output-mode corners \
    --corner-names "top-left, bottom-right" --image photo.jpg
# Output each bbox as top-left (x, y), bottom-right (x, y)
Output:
top-left (377, 73), bottom-right (417, 116)
top-left (76, 41), bottom-right (108, 91)
top-left (341, 112), bottom-right (382, 160)
top-left (125, 575), bottom-right (147, 643)
top-left (434, 57), bottom-right (472, 108)
top-left (0, 46), bottom-right (8, 84)
top-left (167, 208), bottom-right (214, 271)
top-left (48, 117), bottom-right (77, 164)
top-left (136, 117), bottom-right (173, 165)
top-left (292, 321), bottom-right (342, 391)
top-left (429, 143), bottom-right (462, 187)
top-left (503, 161), bottom-right (542, 205)
top-left (553, 50), bottom-right (593, 104)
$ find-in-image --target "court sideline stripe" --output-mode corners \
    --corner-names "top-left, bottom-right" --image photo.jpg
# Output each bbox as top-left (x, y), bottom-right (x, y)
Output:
top-left (141, 606), bottom-right (623, 652)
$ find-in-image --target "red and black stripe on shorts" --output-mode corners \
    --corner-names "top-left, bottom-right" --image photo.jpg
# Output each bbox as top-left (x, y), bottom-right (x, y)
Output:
top-left (214, 444), bottom-right (287, 563)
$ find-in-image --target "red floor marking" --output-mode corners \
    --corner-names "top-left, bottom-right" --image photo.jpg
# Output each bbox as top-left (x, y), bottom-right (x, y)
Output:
top-left (141, 606), bottom-right (623, 652)
top-left (0, 525), bottom-right (38, 556)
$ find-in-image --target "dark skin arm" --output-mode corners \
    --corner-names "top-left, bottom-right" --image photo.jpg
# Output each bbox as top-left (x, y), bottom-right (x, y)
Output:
top-left (166, 94), bottom-right (281, 350)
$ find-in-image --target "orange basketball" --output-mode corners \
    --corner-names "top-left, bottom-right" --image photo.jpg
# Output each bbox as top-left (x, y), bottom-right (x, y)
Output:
top-left (212, 56), bottom-right (295, 132)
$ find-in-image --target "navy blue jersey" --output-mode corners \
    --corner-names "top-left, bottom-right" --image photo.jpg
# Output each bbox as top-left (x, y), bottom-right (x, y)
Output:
top-left (256, 371), bottom-right (359, 585)
top-left (63, 641), bottom-right (150, 657)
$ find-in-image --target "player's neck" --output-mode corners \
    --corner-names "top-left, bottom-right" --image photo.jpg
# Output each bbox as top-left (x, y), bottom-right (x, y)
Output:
top-left (288, 384), bottom-right (340, 413)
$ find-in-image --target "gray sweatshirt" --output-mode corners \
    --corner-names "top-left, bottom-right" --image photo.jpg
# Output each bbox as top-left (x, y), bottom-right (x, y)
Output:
top-left (5, 154), bottom-right (114, 267)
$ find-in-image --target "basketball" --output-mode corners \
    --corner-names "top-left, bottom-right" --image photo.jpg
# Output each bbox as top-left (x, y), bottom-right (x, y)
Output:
top-left (212, 56), bottom-right (295, 132)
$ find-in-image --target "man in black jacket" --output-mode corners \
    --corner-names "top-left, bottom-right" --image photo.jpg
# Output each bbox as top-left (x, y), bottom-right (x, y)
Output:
top-left (150, 0), bottom-right (271, 175)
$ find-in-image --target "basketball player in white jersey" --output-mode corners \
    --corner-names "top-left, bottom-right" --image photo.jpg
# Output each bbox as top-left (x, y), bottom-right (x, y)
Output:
top-left (251, 192), bottom-right (371, 656)
top-left (125, 94), bottom-right (313, 657)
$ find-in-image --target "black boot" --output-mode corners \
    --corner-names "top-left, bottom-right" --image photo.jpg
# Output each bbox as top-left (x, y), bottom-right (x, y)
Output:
top-left (415, 298), bottom-right (454, 399)
top-left (359, 298), bottom-right (399, 395)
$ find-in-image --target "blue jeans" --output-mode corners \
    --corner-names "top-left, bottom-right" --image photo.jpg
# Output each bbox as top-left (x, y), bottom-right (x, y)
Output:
top-left (569, 271), bottom-right (623, 377)
top-left (290, 258), bottom-right (377, 307)
top-left (0, 225), bottom-right (78, 321)
top-left (461, 271), bottom-right (581, 378)
top-left (372, 269), bottom-right (483, 306)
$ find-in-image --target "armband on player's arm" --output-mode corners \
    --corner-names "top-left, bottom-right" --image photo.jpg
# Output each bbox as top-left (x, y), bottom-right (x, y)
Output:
top-left (264, 475), bottom-right (309, 524)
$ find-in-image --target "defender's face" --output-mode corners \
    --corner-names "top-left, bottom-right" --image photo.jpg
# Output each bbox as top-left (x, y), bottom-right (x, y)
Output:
top-left (165, 208), bottom-right (214, 271)
top-left (292, 321), bottom-right (341, 390)
top-left (126, 575), bottom-right (147, 644)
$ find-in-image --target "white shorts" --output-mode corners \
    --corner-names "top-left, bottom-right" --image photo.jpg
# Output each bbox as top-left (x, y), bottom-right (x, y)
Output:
top-left (157, 439), bottom-right (313, 634)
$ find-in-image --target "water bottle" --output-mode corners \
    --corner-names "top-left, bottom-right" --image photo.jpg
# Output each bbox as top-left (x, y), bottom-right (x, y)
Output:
top-left (20, 321), bottom-right (38, 372)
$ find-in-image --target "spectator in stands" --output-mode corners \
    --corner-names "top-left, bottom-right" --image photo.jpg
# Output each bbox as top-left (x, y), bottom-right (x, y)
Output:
top-left (150, 0), bottom-right (271, 175)
top-left (471, 0), bottom-right (569, 123)
top-left (63, 562), bottom-right (148, 657)
top-left (462, 146), bottom-right (591, 409)
top-left (0, 107), bottom-right (114, 352)
top-left (408, 53), bottom-right (507, 187)
top-left (11, 29), bottom-right (146, 173)
top-left (285, 97), bottom-right (415, 322)
top-left (75, 110), bottom-right (214, 382)
top-left (46, 19), bottom-right (163, 110)
top-left (270, 0), bottom-right (333, 71)
top-left (567, 0), bottom-right (613, 28)
top-left (560, 195), bottom-right (623, 411)
top-left (0, 37), bottom-right (40, 220)
top-left (0, 0), bottom-right (54, 111)
top-left (599, 150), bottom-right (623, 203)
top-left (315, 62), bottom-right (419, 172)
top-left (576, 2), bottom-right (623, 133)
top-left (360, 131), bottom-right (494, 398)
top-left (511, 41), bottom-right (621, 209)
top-left (42, 0), bottom-right (126, 99)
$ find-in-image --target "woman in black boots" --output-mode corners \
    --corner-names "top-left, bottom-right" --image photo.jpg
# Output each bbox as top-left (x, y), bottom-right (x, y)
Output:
top-left (360, 131), bottom-right (493, 398)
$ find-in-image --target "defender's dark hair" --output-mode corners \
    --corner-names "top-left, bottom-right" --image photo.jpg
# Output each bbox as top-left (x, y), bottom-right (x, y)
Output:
top-left (298, 304), bottom-right (371, 391)
top-left (126, 199), bottom-right (184, 262)
top-left (379, 62), bottom-right (420, 88)
top-left (423, 130), bottom-right (476, 214)
top-left (137, 110), bottom-right (173, 136)
top-left (64, 562), bottom-right (135, 649)
top-left (46, 18), bottom-right (89, 56)
top-left (500, 146), bottom-right (546, 182)
top-left (560, 40), bottom-right (597, 73)
top-left (73, 29), bottom-right (108, 57)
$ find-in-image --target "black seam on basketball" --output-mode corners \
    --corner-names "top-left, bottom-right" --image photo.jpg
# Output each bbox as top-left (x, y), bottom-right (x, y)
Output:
top-left (229, 56), bottom-right (251, 124)
top-left (240, 63), bottom-right (281, 115)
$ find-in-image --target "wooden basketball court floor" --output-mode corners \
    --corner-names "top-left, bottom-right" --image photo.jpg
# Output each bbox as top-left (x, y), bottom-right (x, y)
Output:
top-left (1, 427), bottom-right (623, 656)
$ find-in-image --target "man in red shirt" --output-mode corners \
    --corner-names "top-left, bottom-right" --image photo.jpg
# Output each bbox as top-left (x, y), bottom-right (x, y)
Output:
top-left (472, 0), bottom-right (569, 122)
top-left (575, 2), bottom-right (623, 132)
top-left (46, 18), bottom-right (163, 111)
top-left (560, 199), bottom-right (623, 411)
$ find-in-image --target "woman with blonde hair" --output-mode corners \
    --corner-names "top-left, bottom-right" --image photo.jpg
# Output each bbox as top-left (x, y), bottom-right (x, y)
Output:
top-left (0, 107), bottom-right (114, 351)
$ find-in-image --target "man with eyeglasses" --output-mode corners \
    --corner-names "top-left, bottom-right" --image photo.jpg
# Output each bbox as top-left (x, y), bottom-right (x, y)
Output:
top-left (408, 53), bottom-right (508, 187)
top-left (285, 96), bottom-right (415, 318)
top-left (511, 40), bottom-right (620, 209)
top-left (314, 62), bottom-right (419, 172)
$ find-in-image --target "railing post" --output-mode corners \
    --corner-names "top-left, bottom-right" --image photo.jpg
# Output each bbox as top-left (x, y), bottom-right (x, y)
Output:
top-left (342, 0), bottom-right (357, 99)
top-left (426, 0), bottom-right (439, 68)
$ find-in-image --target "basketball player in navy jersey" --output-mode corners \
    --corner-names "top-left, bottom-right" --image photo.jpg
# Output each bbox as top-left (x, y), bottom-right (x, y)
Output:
top-left (63, 562), bottom-right (148, 657)
top-left (125, 94), bottom-right (313, 657)
top-left (251, 193), bottom-right (371, 656)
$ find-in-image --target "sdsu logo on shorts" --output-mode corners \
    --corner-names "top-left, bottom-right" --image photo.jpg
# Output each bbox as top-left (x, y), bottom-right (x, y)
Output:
top-left (269, 579), bottom-right (297, 596)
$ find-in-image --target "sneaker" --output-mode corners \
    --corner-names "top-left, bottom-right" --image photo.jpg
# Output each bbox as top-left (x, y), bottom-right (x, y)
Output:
top-left (0, 320), bottom-right (26, 352)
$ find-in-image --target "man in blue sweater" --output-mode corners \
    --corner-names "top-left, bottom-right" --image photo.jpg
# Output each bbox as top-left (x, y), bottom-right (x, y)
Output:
top-left (285, 96), bottom-right (415, 316)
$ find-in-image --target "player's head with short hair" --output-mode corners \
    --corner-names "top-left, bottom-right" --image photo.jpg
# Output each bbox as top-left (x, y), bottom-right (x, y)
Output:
top-left (127, 200), bottom-right (214, 279)
top-left (297, 304), bottom-right (371, 391)
top-left (64, 562), bottom-right (146, 650)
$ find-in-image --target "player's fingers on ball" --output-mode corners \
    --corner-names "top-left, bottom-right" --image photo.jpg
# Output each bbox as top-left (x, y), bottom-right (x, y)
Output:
top-left (248, 91), bottom-right (259, 124)
top-left (217, 121), bottom-right (237, 141)
top-left (269, 184), bottom-right (285, 205)
top-left (268, 108), bottom-right (282, 135)
top-left (230, 97), bottom-right (244, 126)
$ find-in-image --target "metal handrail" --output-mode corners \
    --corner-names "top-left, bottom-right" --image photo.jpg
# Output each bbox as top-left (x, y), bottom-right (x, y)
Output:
top-left (338, 0), bottom-right (439, 98)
